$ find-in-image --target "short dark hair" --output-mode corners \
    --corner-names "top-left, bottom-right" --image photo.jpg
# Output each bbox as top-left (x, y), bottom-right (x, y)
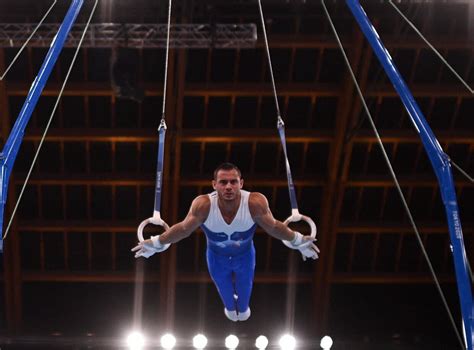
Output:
top-left (213, 162), bottom-right (242, 179)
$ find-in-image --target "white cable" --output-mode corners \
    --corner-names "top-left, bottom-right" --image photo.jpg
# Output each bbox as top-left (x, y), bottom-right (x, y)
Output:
top-left (450, 159), bottom-right (474, 183)
top-left (3, 0), bottom-right (99, 240)
top-left (257, 0), bottom-right (282, 118)
top-left (388, 0), bottom-right (473, 94)
top-left (161, 0), bottom-right (172, 121)
top-left (391, 0), bottom-right (474, 281)
top-left (321, 1), bottom-right (465, 348)
top-left (0, 0), bottom-right (58, 81)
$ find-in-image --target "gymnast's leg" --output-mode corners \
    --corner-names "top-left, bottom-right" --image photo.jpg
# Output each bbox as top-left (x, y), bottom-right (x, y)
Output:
top-left (233, 245), bottom-right (256, 321)
top-left (206, 248), bottom-right (239, 321)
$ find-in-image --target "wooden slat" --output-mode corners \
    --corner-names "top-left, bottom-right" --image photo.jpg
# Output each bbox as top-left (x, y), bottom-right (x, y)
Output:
top-left (10, 271), bottom-right (457, 284)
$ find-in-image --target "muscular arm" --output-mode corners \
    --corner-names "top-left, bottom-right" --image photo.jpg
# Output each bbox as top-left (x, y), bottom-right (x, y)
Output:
top-left (152, 195), bottom-right (210, 245)
top-left (248, 192), bottom-right (296, 241)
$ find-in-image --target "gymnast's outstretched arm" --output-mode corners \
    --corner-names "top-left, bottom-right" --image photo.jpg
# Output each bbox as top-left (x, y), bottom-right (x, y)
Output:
top-left (249, 192), bottom-right (319, 260)
top-left (132, 195), bottom-right (210, 257)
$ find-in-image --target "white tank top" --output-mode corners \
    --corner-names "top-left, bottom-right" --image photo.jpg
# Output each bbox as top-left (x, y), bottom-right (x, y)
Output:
top-left (201, 190), bottom-right (257, 255)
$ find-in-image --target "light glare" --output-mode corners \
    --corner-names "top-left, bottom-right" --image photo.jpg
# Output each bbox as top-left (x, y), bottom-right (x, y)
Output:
top-left (193, 334), bottom-right (208, 349)
top-left (255, 335), bottom-right (269, 349)
top-left (160, 333), bottom-right (176, 349)
top-left (279, 334), bottom-right (296, 350)
top-left (320, 336), bottom-right (333, 349)
top-left (225, 334), bottom-right (239, 349)
top-left (126, 331), bottom-right (145, 350)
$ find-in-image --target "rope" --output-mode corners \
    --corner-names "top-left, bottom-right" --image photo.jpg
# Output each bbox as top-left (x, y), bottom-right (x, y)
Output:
top-left (257, 0), bottom-right (299, 211)
top-left (3, 0), bottom-right (99, 240)
top-left (0, 0), bottom-right (57, 81)
top-left (321, 1), bottom-right (465, 348)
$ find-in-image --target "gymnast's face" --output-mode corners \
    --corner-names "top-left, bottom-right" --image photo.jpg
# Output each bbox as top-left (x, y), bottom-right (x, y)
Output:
top-left (212, 169), bottom-right (243, 202)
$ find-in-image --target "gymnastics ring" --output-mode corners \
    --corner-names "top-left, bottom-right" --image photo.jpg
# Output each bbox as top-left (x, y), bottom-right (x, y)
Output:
top-left (282, 209), bottom-right (317, 249)
top-left (137, 211), bottom-right (171, 252)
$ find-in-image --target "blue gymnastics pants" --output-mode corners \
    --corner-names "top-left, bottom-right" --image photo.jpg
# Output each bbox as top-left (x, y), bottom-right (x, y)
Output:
top-left (206, 245), bottom-right (256, 312)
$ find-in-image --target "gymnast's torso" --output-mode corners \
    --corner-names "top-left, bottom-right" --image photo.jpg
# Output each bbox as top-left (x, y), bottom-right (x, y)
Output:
top-left (201, 190), bottom-right (257, 256)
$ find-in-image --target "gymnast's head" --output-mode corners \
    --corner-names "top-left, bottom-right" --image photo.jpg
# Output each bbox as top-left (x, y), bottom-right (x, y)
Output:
top-left (212, 162), bottom-right (244, 201)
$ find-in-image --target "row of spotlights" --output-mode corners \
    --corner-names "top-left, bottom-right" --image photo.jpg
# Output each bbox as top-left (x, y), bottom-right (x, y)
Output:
top-left (127, 332), bottom-right (333, 349)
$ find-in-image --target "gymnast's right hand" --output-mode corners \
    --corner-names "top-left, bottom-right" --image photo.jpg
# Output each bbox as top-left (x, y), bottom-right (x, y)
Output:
top-left (132, 235), bottom-right (167, 258)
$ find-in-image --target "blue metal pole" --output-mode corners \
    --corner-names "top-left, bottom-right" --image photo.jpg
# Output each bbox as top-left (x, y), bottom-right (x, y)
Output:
top-left (0, 0), bottom-right (84, 252)
top-left (346, 1), bottom-right (473, 348)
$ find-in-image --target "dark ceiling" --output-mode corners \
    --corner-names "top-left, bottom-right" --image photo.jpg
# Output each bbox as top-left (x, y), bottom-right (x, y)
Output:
top-left (0, 0), bottom-right (473, 349)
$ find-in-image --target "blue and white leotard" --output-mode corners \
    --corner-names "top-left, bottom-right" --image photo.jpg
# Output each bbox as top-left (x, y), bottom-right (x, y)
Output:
top-left (201, 190), bottom-right (257, 312)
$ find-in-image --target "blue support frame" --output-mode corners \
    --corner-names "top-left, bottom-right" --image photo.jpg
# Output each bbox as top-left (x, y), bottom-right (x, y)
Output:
top-left (346, 1), bottom-right (473, 347)
top-left (0, 0), bottom-right (84, 252)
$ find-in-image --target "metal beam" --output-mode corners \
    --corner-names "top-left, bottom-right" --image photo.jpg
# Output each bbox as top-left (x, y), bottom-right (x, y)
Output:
top-left (0, 23), bottom-right (257, 48)
top-left (17, 221), bottom-right (470, 234)
top-left (11, 175), bottom-right (474, 188)
top-left (165, 19), bottom-right (190, 328)
top-left (1, 23), bottom-right (472, 49)
top-left (7, 82), bottom-right (473, 97)
top-left (11, 176), bottom-right (324, 187)
top-left (5, 82), bottom-right (341, 97)
top-left (338, 224), bottom-right (474, 234)
top-left (20, 128), bottom-right (333, 142)
top-left (17, 128), bottom-right (474, 144)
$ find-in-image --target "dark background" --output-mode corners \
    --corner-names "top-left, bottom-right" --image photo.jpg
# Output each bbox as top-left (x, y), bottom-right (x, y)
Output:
top-left (0, 0), bottom-right (473, 348)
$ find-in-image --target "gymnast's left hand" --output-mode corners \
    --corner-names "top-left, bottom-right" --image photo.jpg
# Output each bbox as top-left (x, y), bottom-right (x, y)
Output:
top-left (131, 239), bottom-right (157, 258)
top-left (287, 232), bottom-right (320, 261)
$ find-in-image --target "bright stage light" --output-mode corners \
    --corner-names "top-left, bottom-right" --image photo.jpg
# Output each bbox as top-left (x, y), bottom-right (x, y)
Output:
top-left (279, 334), bottom-right (296, 350)
top-left (193, 334), bottom-right (208, 349)
top-left (255, 335), bottom-right (269, 349)
top-left (225, 334), bottom-right (239, 349)
top-left (126, 331), bottom-right (145, 350)
top-left (160, 333), bottom-right (176, 349)
top-left (320, 335), bottom-right (333, 349)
